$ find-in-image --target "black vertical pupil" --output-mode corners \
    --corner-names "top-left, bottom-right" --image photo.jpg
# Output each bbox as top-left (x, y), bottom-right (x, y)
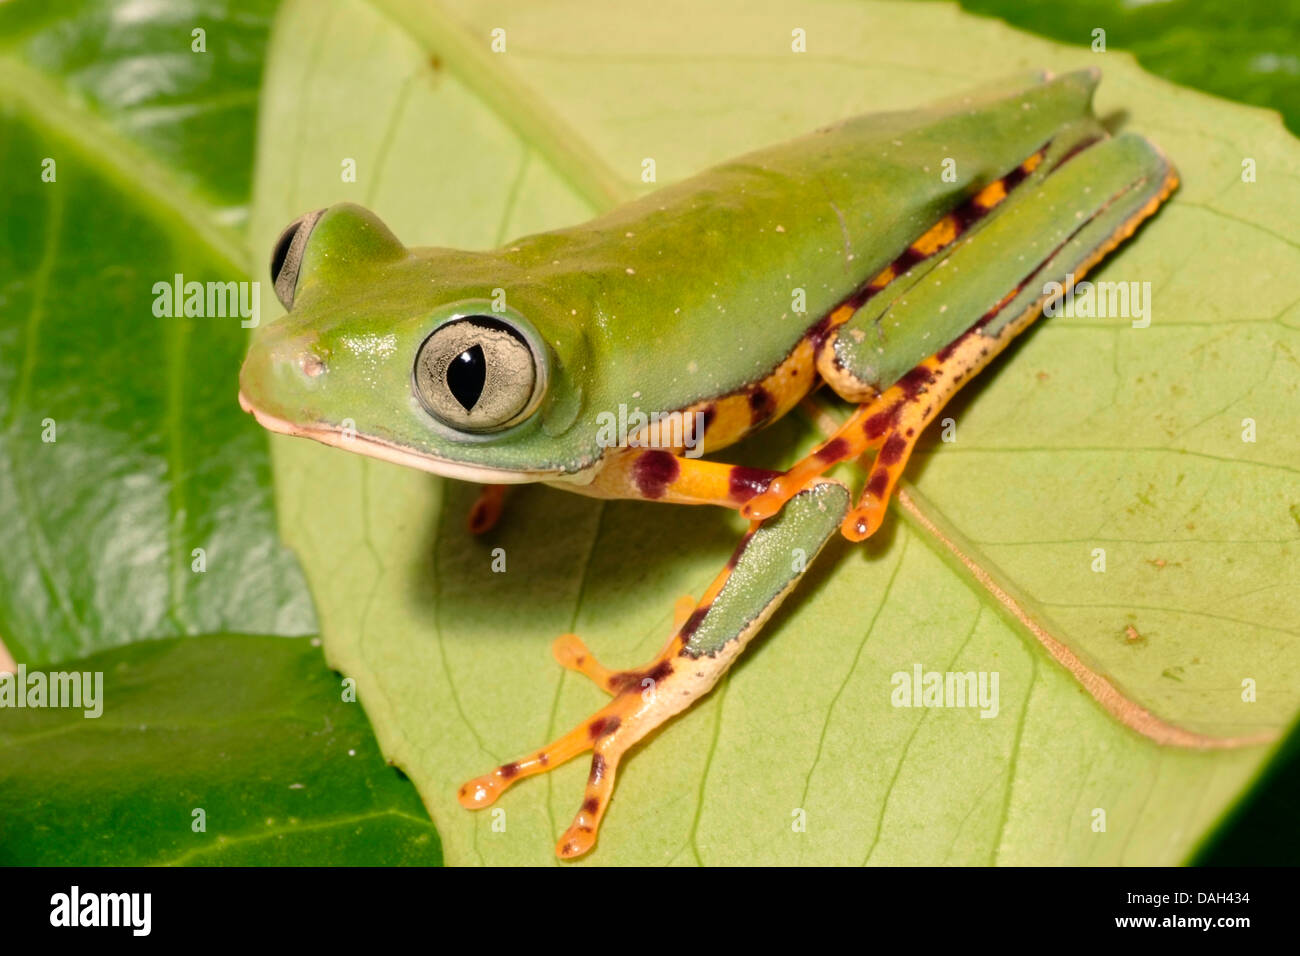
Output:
top-left (447, 344), bottom-right (486, 411)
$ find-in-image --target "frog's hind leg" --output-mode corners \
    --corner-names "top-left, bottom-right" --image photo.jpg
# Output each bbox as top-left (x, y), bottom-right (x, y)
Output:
top-left (458, 479), bottom-right (850, 859)
top-left (745, 132), bottom-right (1177, 541)
top-left (748, 313), bottom-right (1041, 540)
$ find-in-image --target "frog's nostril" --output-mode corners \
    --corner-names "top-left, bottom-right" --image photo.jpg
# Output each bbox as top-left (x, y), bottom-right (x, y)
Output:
top-left (298, 352), bottom-right (326, 378)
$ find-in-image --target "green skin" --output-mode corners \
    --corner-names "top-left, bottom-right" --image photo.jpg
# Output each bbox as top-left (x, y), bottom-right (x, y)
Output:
top-left (240, 68), bottom-right (1168, 489)
top-left (239, 71), bottom-right (1173, 843)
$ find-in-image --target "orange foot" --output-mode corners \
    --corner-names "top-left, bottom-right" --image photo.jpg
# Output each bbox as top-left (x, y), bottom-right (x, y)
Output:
top-left (458, 596), bottom-right (699, 859)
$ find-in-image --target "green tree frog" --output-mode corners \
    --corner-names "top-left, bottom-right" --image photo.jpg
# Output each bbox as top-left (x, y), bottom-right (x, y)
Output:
top-left (239, 68), bottom-right (1176, 859)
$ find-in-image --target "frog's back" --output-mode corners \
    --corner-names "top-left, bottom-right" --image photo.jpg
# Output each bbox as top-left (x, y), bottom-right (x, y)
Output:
top-left (506, 70), bottom-right (1100, 423)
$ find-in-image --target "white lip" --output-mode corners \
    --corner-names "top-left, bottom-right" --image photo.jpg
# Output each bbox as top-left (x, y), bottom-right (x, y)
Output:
top-left (237, 390), bottom-right (566, 485)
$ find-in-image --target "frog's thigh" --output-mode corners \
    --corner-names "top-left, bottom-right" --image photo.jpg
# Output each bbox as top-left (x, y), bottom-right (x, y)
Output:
top-left (747, 133), bottom-right (1177, 540)
top-left (457, 478), bottom-right (850, 860)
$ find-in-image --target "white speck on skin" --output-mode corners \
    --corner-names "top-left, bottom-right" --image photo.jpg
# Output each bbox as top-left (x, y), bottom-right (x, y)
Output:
top-left (340, 332), bottom-right (398, 359)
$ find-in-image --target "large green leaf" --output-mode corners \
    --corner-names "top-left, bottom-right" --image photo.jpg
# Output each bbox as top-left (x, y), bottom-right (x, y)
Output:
top-left (250, 0), bottom-right (1300, 864)
top-left (0, 0), bottom-right (441, 865)
top-left (0, 634), bottom-right (442, 865)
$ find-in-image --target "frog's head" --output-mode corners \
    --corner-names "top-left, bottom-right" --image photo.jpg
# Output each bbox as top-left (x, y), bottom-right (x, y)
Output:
top-left (238, 203), bottom-right (601, 483)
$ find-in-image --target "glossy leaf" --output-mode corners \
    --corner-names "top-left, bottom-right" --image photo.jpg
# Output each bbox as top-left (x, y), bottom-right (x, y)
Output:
top-left (0, 634), bottom-right (442, 865)
top-left (0, 0), bottom-right (315, 665)
top-left (0, 0), bottom-right (281, 220)
top-left (0, 0), bottom-right (441, 867)
top-left (932, 0), bottom-right (1300, 137)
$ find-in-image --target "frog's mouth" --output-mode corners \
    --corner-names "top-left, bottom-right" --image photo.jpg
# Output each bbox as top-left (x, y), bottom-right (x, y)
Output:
top-left (237, 389), bottom-right (567, 485)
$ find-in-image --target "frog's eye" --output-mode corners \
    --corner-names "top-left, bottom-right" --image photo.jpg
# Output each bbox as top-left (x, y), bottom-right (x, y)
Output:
top-left (270, 209), bottom-right (325, 311)
top-left (413, 316), bottom-right (545, 433)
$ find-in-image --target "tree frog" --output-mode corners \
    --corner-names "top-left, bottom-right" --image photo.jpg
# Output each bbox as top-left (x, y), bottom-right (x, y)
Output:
top-left (239, 69), bottom-right (1176, 860)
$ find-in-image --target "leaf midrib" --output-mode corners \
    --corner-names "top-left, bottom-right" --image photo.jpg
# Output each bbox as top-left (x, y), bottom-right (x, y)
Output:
top-left (0, 59), bottom-right (249, 272)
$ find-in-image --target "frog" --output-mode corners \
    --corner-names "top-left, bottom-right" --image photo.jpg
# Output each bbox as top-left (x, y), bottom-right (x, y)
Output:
top-left (238, 68), bottom-right (1176, 860)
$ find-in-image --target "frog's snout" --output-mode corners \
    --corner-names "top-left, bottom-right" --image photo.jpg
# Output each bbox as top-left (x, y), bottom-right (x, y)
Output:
top-left (237, 322), bottom-right (330, 427)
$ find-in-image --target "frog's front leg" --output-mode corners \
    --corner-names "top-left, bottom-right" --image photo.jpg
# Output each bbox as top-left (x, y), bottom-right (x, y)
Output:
top-left (573, 448), bottom-right (781, 508)
top-left (458, 478), bottom-right (850, 859)
top-left (467, 483), bottom-right (508, 533)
